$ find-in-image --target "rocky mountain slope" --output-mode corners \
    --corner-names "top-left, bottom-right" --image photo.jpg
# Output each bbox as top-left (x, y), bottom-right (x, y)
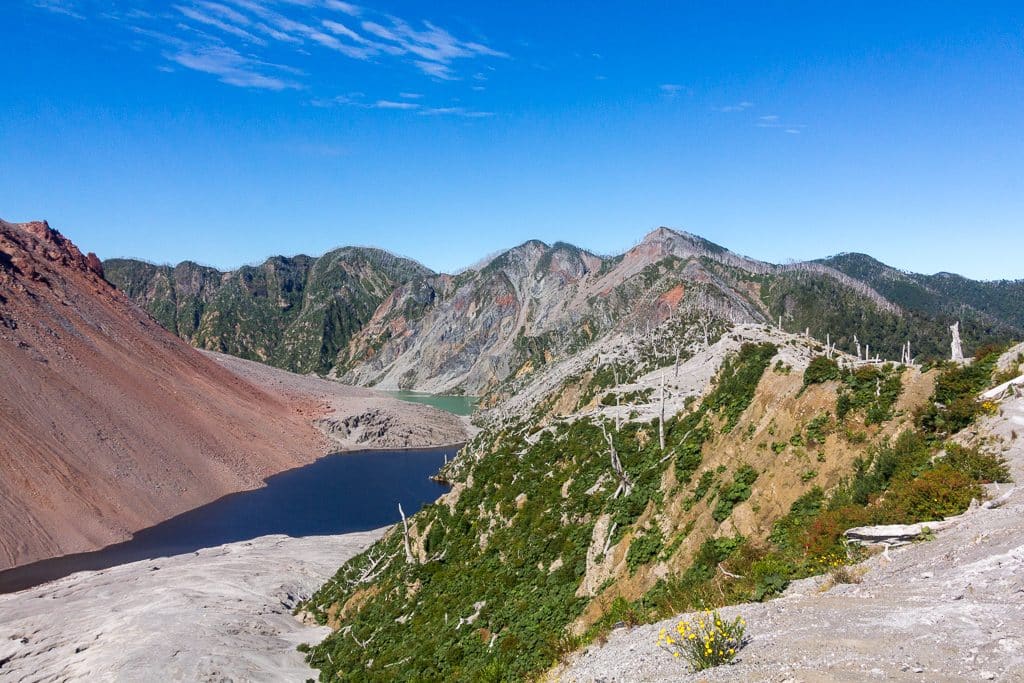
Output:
top-left (106, 228), bottom-right (1024, 399)
top-left (104, 247), bottom-right (429, 375)
top-left (1, 344), bottom-right (1018, 682)
top-left (0, 220), bottom-right (465, 571)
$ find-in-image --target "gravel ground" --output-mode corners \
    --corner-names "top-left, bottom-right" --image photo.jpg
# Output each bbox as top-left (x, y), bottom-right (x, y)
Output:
top-left (0, 531), bottom-right (384, 682)
top-left (557, 395), bottom-right (1024, 683)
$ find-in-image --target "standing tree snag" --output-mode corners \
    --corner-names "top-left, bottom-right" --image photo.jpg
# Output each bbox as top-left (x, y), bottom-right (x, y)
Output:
top-left (398, 503), bottom-right (415, 565)
top-left (600, 421), bottom-right (633, 498)
top-left (950, 321), bottom-right (964, 361)
top-left (658, 373), bottom-right (666, 452)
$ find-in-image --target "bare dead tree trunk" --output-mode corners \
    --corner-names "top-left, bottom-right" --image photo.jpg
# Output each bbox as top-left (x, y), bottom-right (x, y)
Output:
top-left (601, 422), bottom-right (632, 498)
top-left (950, 321), bottom-right (964, 361)
top-left (658, 373), bottom-right (666, 452)
top-left (398, 503), bottom-right (415, 565)
top-left (674, 344), bottom-right (681, 377)
top-left (613, 365), bottom-right (621, 431)
top-left (602, 521), bottom-right (618, 556)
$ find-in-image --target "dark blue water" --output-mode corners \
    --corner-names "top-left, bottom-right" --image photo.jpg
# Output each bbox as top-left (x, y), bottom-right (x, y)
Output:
top-left (0, 446), bottom-right (456, 594)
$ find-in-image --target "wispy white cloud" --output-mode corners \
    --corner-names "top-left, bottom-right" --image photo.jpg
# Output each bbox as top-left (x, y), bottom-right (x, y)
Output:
top-left (754, 115), bottom-right (806, 134)
top-left (360, 17), bottom-right (507, 78)
top-left (660, 83), bottom-right (691, 98)
top-left (419, 106), bottom-right (493, 118)
top-left (324, 0), bottom-right (360, 16)
top-left (167, 45), bottom-right (302, 90)
top-left (32, 0), bottom-right (83, 19)
top-left (56, 0), bottom-right (508, 92)
top-left (716, 101), bottom-right (753, 112)
top-left (194, 1), bottom-right (250, 26)
top-left (174, 5), bottom-right (266, 44)
top-left (413, 60), bottom-right (455, 80)
top-left (374, 99), bottom-right (419, 109)
top-left (312, 91), bottom-right (492, 117)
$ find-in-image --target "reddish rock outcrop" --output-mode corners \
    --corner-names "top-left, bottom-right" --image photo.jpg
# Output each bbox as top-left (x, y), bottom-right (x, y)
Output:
top-left (0, 219), bottom-right (329, 570)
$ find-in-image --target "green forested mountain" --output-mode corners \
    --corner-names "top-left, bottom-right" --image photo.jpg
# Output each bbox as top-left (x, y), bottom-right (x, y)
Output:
top-left (821, 252), bottom-right (1024, 331)
top-left (104, 248), bottom-right (430, 374)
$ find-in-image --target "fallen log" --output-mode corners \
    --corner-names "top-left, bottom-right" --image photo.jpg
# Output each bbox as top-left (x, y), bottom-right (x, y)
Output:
top-left (844, 488), bottom-right (1016, 546)
top-left (844, 519), bottom-right (957, 546)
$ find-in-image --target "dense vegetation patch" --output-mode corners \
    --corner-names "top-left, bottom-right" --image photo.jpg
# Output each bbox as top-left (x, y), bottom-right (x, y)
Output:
top-left (761, 269), bottom-right (1019, 362)
top-left (801, 355), bottom-right (840, 389)
top-left (835, 363), bottom-right (904, 425)
top-left (916, 346), bottom-right (1004, 435)
top-left (712, 465), bottom-right (758, 522)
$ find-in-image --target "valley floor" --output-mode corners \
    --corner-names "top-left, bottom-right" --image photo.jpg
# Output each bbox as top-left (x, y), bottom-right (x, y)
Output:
top-left (0, 530), bottom-right (383, 682)
top-left (202, 351), bottom-right (473, 452)
top-left (558, 396), bottom-right (1024, 682)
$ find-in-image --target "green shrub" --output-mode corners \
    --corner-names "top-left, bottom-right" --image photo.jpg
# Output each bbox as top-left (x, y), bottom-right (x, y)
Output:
top-left (705, 343), bottom-right (778, 432)
top-left (692, 471), bottom-right (715, 502)
top-left (750, 556), bottom-right (792, 601)
top-left (804, 413), bottom-right (832, 445)
top-left (627, 527), bottom-right (664, 574)
top-left (942, 443), bottom-right (1011, 483)
top-left (802, 356), bottom-right (840, 388)
top-left (712, 466), bottom-right (758, 522)
top-left (918, 351), bottom-right (1002, 435)
top-left (881, 465), bottom-right (981, 522)
top-left (835, 364), bottom-right (904, 424)
top-left (658, 611), bottom-right (747, 671)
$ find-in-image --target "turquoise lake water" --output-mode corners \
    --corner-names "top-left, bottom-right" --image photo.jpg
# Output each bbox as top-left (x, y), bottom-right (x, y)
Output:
top-left (385, 391), bottom-right (478, 416)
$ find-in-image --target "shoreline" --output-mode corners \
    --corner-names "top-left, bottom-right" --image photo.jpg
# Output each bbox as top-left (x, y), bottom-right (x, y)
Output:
top-left (0, 530), bottom-right (386, 681)
top-left (0, 349), bottom-right (471, 575)
top-left (0, 443), bottom-right (461, 594)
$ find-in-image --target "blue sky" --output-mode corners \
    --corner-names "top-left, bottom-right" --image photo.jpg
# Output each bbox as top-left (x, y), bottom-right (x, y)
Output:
top-left (2, 1), bottom-right (1022, 279)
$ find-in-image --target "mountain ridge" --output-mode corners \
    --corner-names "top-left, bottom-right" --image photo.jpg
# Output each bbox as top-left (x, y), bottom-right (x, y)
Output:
top-left (104, 226), bottom-right (1024, 396)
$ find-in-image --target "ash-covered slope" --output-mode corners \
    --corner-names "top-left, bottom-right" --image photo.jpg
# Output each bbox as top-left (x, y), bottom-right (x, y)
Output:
top-left (0, 220), bottom-right (330, 570)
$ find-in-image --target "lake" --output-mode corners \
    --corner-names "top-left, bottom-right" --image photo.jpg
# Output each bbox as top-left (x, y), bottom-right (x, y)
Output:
top-left (385, 391), bottom-right (478, 416)
top-left (0, 446), bottom-right (457, 594)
